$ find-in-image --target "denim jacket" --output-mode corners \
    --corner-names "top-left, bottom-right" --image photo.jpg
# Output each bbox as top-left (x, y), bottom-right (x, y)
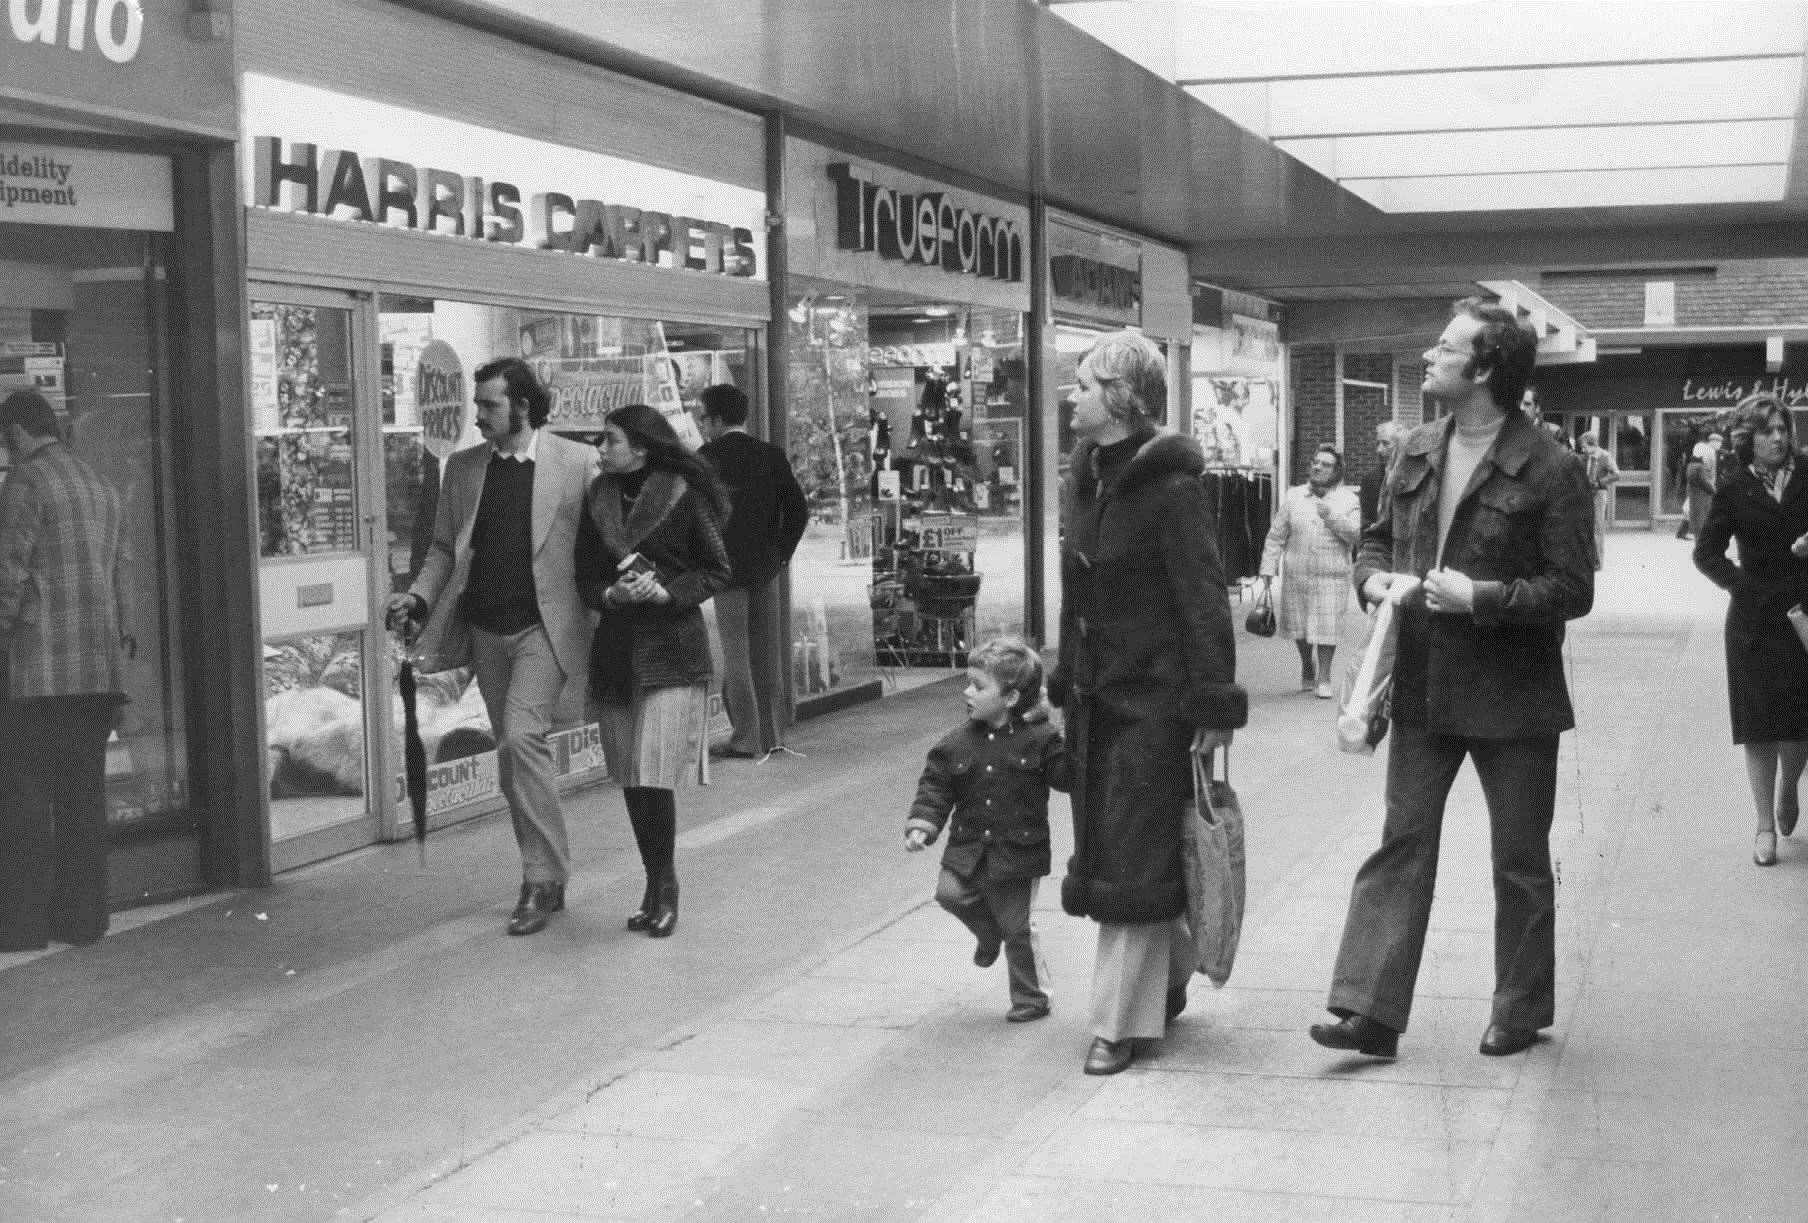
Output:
top-left (1353, 410), bottom-right (1595, 737)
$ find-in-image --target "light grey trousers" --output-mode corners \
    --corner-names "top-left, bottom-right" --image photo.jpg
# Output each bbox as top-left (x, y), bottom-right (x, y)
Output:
top-left (472, 624), bottom-right (571, 885)
top-left (1088, 917), bottom-right (1195, 1041)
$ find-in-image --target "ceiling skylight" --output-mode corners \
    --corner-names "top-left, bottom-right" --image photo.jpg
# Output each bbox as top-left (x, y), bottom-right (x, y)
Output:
top-left (1050, 0), bottom-right (1808, 214)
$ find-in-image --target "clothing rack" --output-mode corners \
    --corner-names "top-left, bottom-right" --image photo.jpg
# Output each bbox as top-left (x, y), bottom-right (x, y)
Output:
top-left (1200, 467), bottom-right (1275, 585)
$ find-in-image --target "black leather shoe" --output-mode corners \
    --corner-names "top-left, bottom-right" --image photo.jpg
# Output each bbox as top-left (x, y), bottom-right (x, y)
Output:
top-left (647, 869), bottom-right (678, 938)
top-left (973, 936), bottom-right (1002, 968)
top-left (1006, 1002), bottom-right (1050, 1023)
top-left (626, 876), bottom-right (658, 932)
top-left (1309, 1014), bottom-right (1399, 1058)
top-left (1478, 1023), bottom-right (1539, 1057)
top-left (1165, 984), bottom-right (1188, 1022)
top-left (1083, 1037), bottom-right (1134, 1075)
top-left (1781, 793), bottom-right (1800, 838)
top-left (507, 882), bottom-right (564, 936)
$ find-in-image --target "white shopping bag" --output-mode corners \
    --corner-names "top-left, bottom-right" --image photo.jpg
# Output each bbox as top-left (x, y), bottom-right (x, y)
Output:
top-left (1336, 576), bottom-right (1420, 755)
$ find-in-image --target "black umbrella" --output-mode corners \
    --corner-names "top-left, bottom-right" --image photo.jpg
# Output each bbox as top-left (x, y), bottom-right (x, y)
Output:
top-left (393, 621), bottom-right (429, 861)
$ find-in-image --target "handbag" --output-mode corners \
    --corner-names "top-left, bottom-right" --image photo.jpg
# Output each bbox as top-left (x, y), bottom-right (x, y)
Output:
top-left (1181, 748), bottom-right (1245, 988)
top-left (1244, 580), bottom-right (1276, 638)
top-left (1335, 575), bottom-right (1418, 755)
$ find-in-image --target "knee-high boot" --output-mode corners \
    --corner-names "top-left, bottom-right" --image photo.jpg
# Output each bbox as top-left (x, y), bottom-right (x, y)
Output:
top-left (644, 788), bottom-right (679, 938)
top-left (623, 787), bottom-right (659, 931)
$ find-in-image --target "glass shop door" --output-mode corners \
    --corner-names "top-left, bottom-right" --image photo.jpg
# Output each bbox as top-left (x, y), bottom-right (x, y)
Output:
top-left (249, 286), bottom-right (395, 870)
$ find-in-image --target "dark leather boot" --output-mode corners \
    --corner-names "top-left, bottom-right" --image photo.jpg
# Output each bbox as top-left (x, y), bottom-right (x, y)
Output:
top-left (647, 867), bottom-right (679, 938)
top-left (626, 875), bottom-right (658, 932)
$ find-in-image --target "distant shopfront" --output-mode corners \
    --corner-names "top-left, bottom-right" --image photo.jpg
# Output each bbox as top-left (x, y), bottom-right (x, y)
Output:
top-left (237, 0), bottom-right (769, 870)
top-left (0, 0), bottom-right (246, 902)
top-left (1535, 346), bottom-right (1806, 529)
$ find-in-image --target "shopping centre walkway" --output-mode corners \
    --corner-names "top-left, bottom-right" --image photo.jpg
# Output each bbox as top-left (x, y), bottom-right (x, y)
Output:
top-left (1, 531), bottom-right (1795, 1221)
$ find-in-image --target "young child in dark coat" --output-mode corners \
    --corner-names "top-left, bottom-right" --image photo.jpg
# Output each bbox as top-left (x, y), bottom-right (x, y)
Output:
top-left (906, 637), bottom-right (1070, 1022)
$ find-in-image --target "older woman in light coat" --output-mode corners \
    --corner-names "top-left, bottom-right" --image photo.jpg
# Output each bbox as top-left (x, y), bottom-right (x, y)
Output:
top-left (1260, 444), bottom-right (1361, 698)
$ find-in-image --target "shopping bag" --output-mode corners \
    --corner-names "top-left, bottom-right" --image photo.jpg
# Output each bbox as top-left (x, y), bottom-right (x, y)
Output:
top-left (1336, 576), bottom-right (1420, 755)
top-left (1182, 748), bottom-right (1245, 988)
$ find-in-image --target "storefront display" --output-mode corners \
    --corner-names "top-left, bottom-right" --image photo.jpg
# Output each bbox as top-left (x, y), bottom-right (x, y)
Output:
top-left (0, 146), bottom-right (195, 883)
top-left (786, 140), bottom-right (1032, 700)
top-left (1188, 283), bottom-right (1285, 582)
top-left (241, 0), bottom-right (768, 866)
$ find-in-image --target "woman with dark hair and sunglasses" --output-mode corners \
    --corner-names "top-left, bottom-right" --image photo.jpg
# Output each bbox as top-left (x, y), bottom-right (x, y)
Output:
top-left (576, 404), bottom-right (732, 934)
top-left (1259, 443), bottom-right (1362, 698)
top-left (1694, 392), bottom-right (1808, 866)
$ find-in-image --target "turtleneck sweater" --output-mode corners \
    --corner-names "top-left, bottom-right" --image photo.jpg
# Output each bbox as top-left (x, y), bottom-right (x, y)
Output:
top-left (1437, 415), bottom-right (1506, 563)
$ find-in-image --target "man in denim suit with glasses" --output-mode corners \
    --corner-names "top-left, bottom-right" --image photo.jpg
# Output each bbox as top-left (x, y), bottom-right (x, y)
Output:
top-left (1309, 297), bottom-right (1595, 1061)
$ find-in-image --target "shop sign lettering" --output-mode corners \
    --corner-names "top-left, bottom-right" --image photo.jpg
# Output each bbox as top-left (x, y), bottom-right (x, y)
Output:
top-left (829, 163), bottom-right (1022, 283)
top-left (252, 136), bottom-right (758, 277)
top-left (7, 0), bottom-right (142, 64)
top-left (1049, 254), bottom-right (1141, 313)
top-left (1681, 376), bottom-right (1808, 406)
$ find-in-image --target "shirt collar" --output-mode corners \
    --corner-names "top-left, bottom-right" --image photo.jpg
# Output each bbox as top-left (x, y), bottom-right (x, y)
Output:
top-left (491, 428), bottom-right (540, 463)
top-left (1752, 457), bottom-right (1794, 500)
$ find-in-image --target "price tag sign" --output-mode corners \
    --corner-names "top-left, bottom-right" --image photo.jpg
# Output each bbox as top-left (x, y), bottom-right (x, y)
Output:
top-left (917, 515), bottom-right (979, 552)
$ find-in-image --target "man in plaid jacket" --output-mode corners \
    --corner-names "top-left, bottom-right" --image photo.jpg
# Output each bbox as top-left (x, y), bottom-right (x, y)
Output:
top-left (0, 390), bottom-right (131, 951)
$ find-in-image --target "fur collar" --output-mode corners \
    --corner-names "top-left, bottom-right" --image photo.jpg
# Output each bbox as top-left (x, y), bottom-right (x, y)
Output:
top-left (1072, 431), bottom-right (1206, 500)
top-left (589, 469), bottom-right (689, 557)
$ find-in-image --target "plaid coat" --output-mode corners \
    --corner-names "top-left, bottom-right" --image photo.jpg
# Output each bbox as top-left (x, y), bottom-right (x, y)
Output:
top-left (0, 440), bottom-right (130, 698)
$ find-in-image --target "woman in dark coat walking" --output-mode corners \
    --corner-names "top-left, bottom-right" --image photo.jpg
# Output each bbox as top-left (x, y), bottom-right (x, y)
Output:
top-left (1694, 393), bottom-right (1808, 867)
top-left (1051, 330), bottom-right (1249, 1075)
top-left (576, 404), bottom-right (732, 935)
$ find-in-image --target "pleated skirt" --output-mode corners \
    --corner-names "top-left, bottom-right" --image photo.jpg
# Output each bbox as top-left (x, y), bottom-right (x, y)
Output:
top-left (596, 683), bottom-right (709, 789)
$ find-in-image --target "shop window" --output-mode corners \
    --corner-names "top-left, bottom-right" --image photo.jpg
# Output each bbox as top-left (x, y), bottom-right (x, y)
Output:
top-left (379, 295), bottom-right (758, 757)
top-left (788, 282), bottom-right (1027, 699)
top-left (0, 223), bottom-right (189, 836)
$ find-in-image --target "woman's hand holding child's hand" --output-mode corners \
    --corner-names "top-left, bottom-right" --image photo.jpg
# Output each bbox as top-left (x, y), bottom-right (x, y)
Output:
top-left (905, 829), bottom-right (929, 853)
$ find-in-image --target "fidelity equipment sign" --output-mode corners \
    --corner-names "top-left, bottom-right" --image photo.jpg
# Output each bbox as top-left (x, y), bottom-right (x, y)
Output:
top-left (0, 143), bottom-right (172, 230)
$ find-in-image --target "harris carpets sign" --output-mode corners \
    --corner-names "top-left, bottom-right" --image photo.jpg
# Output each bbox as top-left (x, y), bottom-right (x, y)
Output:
top-left (242, 74), bottom-right (765, 279)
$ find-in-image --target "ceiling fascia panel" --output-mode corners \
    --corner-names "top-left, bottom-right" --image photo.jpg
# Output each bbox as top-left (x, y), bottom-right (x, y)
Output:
top-left (1163, 0), bottom-right (1807, 82)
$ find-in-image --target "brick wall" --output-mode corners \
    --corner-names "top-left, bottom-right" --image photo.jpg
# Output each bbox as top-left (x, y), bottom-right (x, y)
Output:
top-left (1342, 352), bottom-right (1393, 484)
top-left (1289, 344), bottom-right (1336, 484)
top-left (1538, 265), bottom-right (1808, 329)
top-left (1393, 348), bottom-right (1426, 424)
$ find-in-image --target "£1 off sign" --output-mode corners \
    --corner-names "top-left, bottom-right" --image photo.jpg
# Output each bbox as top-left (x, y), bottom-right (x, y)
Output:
top-left (416, 341), bottom-right (466, 459)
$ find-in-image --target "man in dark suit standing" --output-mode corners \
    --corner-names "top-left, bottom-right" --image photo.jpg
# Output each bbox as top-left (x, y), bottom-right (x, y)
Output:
top-left (0, 390), bottom-right (131, 951)
top-left (697, 384), bottom-right (808, 759)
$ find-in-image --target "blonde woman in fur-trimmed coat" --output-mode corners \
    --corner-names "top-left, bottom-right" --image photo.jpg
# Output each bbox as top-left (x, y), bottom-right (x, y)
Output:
top-left (576, 404), bottom-right (731, 939)
top-left (1050, 331), bottom-right (1249, 1078)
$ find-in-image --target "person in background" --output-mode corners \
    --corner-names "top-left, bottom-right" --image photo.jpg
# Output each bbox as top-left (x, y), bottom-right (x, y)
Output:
top-left (577, 404), bottom-right (732, 938)
top-left (1359, 420), bottom-right (1402, 535)
top-left (1261, 444), bottom-right (1362, 699)
top-left (1052, 329), bottom-right (1247, 1076)
top-left (388, 359), bottom-right (598, 938)
top-left (695, 384), bottom-right (809, 760)
top-left (905, 637), bottom-right (1068, 1024)
top-left (1578, 430), bottom-right (1618, 570)
top-left (0, 390), bottom-right (131, 951)
top-left (1692, 393), bottom-right (1808, 867)
top-left (1309, 297), bottom-right (1594, 1062)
